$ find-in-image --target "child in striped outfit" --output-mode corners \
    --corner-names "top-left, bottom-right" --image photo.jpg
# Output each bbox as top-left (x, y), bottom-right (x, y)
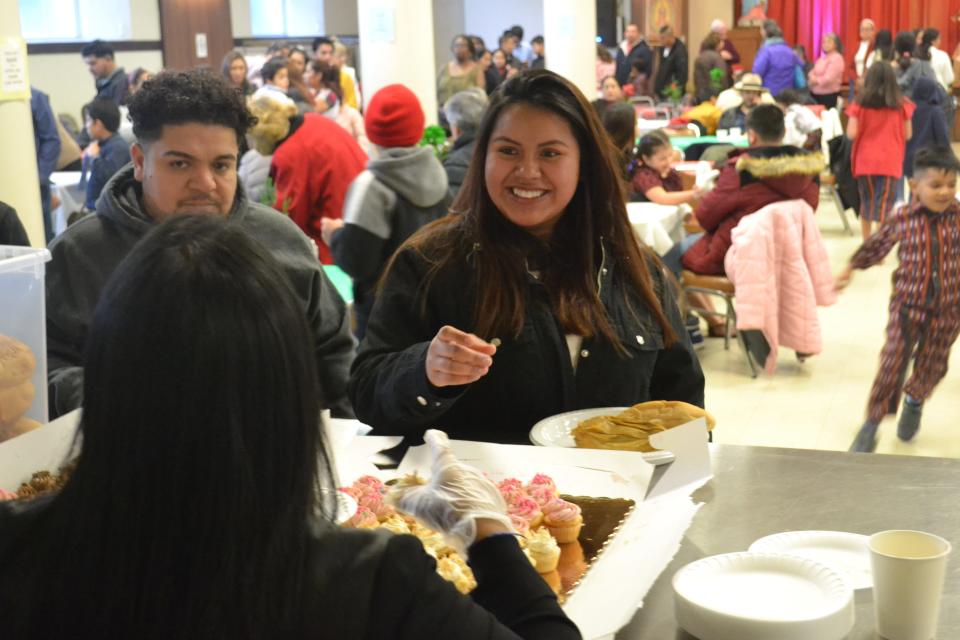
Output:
top-left (837, 147), bottom-right (960, 452)
top-left (845, 62), bottom-right (914, 242)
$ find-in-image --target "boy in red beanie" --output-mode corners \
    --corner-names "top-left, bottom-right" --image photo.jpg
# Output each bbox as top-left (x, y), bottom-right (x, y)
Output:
top-left (321, 84), bottom-right (451, 339)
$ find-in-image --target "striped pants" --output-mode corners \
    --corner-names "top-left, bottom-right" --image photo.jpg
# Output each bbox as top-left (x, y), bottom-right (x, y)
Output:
top-left (857, 176), bottom-right (900, 223)
top-left (866, 302), bottom-right (960, 422)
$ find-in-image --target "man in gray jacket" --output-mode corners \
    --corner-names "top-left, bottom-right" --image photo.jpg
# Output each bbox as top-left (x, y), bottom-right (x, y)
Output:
top-left (321, 84), bottom-right (449, 340)
top-left (46, 70), bottom-right (355, 418)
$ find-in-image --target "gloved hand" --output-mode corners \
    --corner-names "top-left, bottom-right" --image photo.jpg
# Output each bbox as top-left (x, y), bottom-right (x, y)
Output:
top-left (387, 430), bottom-right (514, 553)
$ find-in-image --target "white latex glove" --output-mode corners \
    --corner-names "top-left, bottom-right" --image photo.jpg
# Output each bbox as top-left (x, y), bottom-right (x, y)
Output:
top-left (388, 430), bottom-right (514, 553)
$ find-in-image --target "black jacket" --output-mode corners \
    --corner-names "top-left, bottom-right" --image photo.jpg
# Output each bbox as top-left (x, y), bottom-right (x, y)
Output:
top-left (615, 40), bottom-right (653, 86)
top-left (0, 499), bottom-right (579, 639)
top-left (349, 241), bottom-right (704, 444)
top-left (653, 40), bottom-right (689, 98)
top-left (0, 202), bottom-right (29, 246)
top-left (443, 133), bottom-right (477, 199)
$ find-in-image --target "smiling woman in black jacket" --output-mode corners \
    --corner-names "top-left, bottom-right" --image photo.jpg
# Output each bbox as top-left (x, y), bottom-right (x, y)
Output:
top-left (0, 216), bottom-right (578, 640)
top-left (349, 70), bottom-right (704, 445)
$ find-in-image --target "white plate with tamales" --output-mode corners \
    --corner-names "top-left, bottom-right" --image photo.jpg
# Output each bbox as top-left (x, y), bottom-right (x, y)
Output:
top-left (529, 401), bottom-right (716, 466)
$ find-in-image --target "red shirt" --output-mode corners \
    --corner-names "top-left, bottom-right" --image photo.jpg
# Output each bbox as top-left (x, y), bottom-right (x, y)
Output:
top-left (271, 113), bottom-right (368, 263)
top-left (847, 100), bottom-right (915, 178)
top-left (631, 165), bottom-right (683, 200)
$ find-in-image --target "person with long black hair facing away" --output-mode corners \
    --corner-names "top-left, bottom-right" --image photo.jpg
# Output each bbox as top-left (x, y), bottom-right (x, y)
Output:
top-left (0, 215), bottom-right (580, 639)
top-left (847, 62), bottom-right (914, 240)
top-left (350, 69), bottom-right (703, 444)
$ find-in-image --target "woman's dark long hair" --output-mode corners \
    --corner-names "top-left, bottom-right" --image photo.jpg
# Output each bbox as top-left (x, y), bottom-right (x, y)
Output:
top-left (874, 29), bottom-right (893, 62)
top-left (602, 101), bottom-right (638, 179)
top-left (860, 60), bottom-right (903, 109)
top-left (221, 49), bottom-right (252, 96)
top-left (386, 69), bottom-right (677, 349)
top-left (1, 216), bottom-right (336, 639)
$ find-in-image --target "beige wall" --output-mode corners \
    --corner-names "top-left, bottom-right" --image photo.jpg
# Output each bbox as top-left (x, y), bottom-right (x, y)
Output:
top-left (432, 0), bottom-right (466, 73)
top-left (29, 50), bottom-right (164, 125)
top-left (325, 0), bottom-right (359, 35)
top-left (685, 0), bottom-right (733, 92)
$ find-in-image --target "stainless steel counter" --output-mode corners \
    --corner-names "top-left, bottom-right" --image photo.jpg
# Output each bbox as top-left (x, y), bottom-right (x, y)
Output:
top-left (617, 444), bottom-right (960, 639)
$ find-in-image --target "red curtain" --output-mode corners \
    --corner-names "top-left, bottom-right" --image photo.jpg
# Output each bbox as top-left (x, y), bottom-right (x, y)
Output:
top-left (762, 0), bottom-right (960, 67)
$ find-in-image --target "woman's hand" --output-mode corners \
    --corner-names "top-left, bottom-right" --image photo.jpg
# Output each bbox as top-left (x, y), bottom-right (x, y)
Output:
top-left (320, 217), bottom-right (344, 246)
top-left (426, 325), bottom-right (496, 388)
top-left (388, 430), bottom-right (514, 553)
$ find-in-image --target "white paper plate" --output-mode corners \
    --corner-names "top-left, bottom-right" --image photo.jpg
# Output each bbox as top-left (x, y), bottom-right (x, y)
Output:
top-left (749, 531), bottom-right (872, 590)
top-left (528, 407), bottom-right (675, 466)
top-left (673, 552), bottom-right (855, 640)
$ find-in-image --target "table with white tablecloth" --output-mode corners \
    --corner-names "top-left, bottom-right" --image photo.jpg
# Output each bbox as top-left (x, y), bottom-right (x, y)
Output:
top-left (626, 202), bottom-right (687, 256)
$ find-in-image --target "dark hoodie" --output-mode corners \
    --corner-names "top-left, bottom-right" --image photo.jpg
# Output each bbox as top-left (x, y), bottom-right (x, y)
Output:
top-left (682, 146), bottom-right (825, 275)
top-left (903, 77), bottom-right (951, 178)
top-left (46, 165), bottom-right (356, 418)
top-left (331, 146), bottom-right (450, 340)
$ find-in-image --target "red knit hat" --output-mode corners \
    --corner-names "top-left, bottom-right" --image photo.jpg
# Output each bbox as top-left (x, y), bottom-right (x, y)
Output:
top-left (364, 84), bottom-right (425, 148)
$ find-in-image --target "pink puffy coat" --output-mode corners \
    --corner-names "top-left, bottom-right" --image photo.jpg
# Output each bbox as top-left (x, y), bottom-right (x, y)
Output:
top-left (724, 199), bottom-right (836, 373)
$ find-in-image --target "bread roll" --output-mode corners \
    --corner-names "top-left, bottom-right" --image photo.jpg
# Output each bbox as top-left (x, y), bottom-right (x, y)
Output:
top-left (0, 380), bottom-right (33, 424)
top-left (572, 400), bottom-right (715, 452)
top-left (0, 417), bottom-right (41, 443)
top-left (0, 335), bottom-right (35, 388)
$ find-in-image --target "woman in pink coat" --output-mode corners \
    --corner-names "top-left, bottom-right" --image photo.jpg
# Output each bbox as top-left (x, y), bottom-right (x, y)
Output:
top-left (808, 33), bottom-right (845, 109)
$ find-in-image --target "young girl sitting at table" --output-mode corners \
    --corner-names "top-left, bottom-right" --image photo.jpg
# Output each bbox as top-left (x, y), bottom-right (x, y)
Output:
top-left (630, 132), bottom-right (703, 204)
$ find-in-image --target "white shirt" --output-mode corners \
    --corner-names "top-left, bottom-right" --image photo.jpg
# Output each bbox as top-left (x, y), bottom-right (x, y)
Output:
top-left (566, 335), bottom-right (583, 372)
top-left (783, 105), bottom-right (822, 148)
top-left (855, 40), bottom-right (870, 78)
top-left (930, 46), bottom-right (955, 91)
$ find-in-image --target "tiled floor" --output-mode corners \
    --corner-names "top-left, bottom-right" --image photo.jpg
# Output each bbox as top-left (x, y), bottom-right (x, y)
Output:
top-left (702, 189), bottom-right (960, 459)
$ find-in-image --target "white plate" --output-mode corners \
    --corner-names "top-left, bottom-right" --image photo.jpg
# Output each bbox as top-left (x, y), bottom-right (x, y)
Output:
top-left (749, 531), bottom-right (872, 590)
top-left (673, 552), bottom-right (855, 640)
top-left (528, 407), bottom-right (675, 466)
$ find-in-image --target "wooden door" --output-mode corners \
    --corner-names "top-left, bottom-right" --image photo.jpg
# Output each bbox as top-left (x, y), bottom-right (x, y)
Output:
top-left (159, 0), bottom-right (234, 72)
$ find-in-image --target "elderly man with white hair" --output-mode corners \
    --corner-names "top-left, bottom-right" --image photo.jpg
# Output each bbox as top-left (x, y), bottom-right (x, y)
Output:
top-left (704, 19), bottom-right (741, 83)
top-left (442, 88), bottom-right (488, 199)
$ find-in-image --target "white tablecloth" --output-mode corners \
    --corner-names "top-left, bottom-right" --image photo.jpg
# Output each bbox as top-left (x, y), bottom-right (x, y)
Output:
top-left (627, 202), bottom-right (686, 256)
top-left (49, 171), bottom-right (83, 237)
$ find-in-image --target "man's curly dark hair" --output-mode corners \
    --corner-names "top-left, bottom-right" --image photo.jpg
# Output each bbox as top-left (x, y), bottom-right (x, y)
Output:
top-left (127, 69), bottom-right (257, 145)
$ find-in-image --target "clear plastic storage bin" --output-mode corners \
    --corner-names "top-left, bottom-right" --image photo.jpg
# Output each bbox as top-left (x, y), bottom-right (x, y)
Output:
top-left (0, 245), bottom-right (52, 440)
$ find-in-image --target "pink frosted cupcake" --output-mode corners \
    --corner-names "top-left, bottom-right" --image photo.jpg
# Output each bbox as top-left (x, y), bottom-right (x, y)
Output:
top-left (527, 473), bottom-right (556, 492)
top-left (498, 478), bottom-right (527, 506)
top-left (358, 490), bottom-right (396, 521)
top-left (353, 476), bottom-right (385, 499)
top-left (509, 513), bottom-right (531, 538)
top-left (542, 498), bottom-right (583, 543)
top-left (347, 506), bottom-right (379, 528)
top-left (507, 495), bottom-right (543, 529)
top-left (526, 483), bottom-right (558, 507)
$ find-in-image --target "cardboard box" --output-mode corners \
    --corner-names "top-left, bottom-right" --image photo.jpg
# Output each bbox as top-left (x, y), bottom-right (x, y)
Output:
top-left (395, 422), bottom-right (713, 639)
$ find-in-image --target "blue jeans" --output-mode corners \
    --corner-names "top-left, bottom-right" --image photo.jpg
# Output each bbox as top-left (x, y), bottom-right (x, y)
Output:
top-left (662, 232), bottom-right (704, 277)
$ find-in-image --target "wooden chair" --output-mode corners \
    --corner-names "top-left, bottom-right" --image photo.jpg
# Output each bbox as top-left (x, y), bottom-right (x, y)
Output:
top-left (680, 270), bottom-right (759, 378)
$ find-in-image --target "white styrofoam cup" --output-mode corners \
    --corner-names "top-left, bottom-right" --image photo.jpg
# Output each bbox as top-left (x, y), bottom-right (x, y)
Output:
top-left (869, 530), bottom-right (951, 640)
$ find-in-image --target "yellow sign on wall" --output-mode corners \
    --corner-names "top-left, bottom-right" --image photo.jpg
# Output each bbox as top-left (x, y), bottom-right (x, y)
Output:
top-left (1, 37), bottom-right (30, 102)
